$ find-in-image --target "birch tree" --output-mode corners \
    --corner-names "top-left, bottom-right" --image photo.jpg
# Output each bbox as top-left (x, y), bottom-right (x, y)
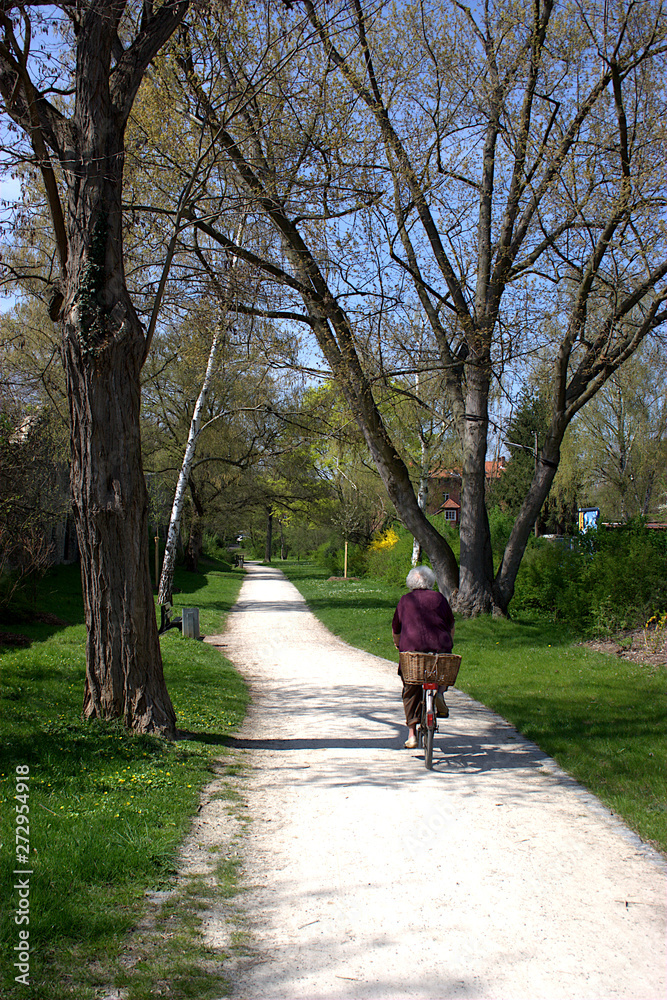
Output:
top-left (156, 218), bottom-right (246, 605)
top-left (157, 315), bottom-right (225, 603)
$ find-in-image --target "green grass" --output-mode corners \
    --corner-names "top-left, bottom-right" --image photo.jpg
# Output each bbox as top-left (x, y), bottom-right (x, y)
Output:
top-left (3, 554), bottom-right (664, 996)
top-left (0, 559), bottom-right (248, 1000)
top-left (281, 561), bottom-right (667, 854)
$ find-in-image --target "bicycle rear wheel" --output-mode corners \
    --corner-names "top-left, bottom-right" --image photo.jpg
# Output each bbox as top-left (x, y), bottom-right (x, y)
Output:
top-left (422, 688), bottom-right (436, 770)
top-left (424, 724), bottom-right (434, 769)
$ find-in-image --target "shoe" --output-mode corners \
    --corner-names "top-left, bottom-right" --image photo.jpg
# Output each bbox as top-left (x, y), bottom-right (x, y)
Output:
top-left (404, 733), bottom-right (419, 749)
top-left (435, 693), bottom-right (449, 718)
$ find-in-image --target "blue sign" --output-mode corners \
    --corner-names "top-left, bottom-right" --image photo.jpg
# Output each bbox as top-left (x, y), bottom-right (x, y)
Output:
top-left (578, 507), bottom-right (600, 533)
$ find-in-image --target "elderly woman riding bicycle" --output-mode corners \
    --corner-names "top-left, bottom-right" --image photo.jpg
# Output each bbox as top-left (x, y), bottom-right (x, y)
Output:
top-left (392, 565), bottom-right (455, 749)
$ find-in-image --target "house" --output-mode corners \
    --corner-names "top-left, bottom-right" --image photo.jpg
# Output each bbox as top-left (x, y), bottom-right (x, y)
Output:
top-left (427, 469), bottom-right (462, 523)
top-left (426, 457), bottom-right (508, 525)
top-left (437, 496), bottom-right (462, 524)
top-left (485, 456), bottom-right (507, 480)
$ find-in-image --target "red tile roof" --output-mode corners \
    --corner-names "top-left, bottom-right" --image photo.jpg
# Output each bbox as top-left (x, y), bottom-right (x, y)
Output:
top-left (429, 459), bottom-right (507, 480)
top-left (429, 469), bottom-right (462, 480)
top-left (485, 458), bottom-right (507, 478)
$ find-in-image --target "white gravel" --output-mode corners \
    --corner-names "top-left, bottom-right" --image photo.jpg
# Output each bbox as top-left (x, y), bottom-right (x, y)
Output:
top-left (203, 562), bottom-right (666, 1000)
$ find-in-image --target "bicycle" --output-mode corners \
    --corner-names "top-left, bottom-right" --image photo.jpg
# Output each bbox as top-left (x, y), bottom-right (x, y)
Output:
top-left (420, 681), bottom-right (442, 768)
top-left (400, 651), bottom-right (462, 770)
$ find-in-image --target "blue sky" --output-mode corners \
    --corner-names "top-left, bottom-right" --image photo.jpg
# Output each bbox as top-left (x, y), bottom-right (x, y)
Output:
top-left (1, 172), bottom-right (22, 313)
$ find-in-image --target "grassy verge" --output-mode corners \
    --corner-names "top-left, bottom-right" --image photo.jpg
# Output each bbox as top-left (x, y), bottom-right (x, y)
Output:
top-left (0, 559), bottom-right (248, 1000)
top-left (281, 561), bottom-right (667, 854)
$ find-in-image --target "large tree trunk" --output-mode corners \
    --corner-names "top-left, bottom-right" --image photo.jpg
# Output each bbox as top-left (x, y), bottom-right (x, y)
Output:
top-left (1, 0), bottom-right (189, 736)
top-left (411, 432), bottom-right (428, 568)
top-left (67, 322), bottom-right (174, 733)
top-left (63, 40), bottom-right (176, 735)
top-left (454, 369), bottom-right (498, 616)
top-left (494, 428), bottom-right (562, 610)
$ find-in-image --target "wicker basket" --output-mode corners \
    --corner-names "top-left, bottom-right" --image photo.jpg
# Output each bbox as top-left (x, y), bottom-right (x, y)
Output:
top-left (399, 651), bottom-right (462, 686)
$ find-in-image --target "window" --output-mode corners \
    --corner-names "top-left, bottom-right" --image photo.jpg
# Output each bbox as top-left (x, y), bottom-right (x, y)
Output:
top-left (443, 492), bottom-right (449, 502)
top-left (445, 509), bottom-right (457, 521)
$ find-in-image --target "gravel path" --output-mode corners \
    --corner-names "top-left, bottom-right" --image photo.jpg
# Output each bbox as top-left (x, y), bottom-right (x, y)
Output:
top-left (205, 563), bottom-right (666, 1000)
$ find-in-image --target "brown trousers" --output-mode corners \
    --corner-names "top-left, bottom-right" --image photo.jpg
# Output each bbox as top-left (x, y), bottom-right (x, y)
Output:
top-left (402, 683), bottom-right (423, 727)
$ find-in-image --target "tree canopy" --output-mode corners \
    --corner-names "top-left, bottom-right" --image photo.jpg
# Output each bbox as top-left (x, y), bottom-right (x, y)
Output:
top-left (1, 0), bottom-right (666, 716)
top-left (159, 0), bottom-right (667, 612)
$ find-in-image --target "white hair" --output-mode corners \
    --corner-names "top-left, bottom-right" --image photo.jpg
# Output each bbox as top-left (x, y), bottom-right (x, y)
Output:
top-left (406, 565), bottom-right (436, 590)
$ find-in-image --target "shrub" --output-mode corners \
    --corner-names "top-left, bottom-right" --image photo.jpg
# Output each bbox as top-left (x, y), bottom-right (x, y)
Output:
top-left (511, 522), bottom-right (667, 633)
top-left (487, 505), bottom-right (518, 571)
top-left (582, 528), bottom-right (667, 632)
top-left (368, 527), bottom-right (400, 552)
top-left (512, 539), bottom-right (587, 625)
top-left (366, 526), bottom-right (414, 586)
top-left (365, 520), bottom-right (460, 588)
top-left (314, 539), bottom-right (367, 577)
top-left (201, 532), bottom-right (234, 570)
top-left (428, 515), bottom-right (461, 560)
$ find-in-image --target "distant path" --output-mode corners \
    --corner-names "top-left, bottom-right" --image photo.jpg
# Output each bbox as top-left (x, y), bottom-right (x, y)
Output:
top-left (206, 562), bottom-right (666, 1000)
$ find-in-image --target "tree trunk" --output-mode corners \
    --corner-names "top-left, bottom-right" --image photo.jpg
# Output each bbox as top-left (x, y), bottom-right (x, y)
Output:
top-left (0, 0), bottom-right (189, 736)
top-left (63, 64), bottom-right (176, 736)
top-left (185, 516), bottom-right (202, 573)
top-left (453, 370), bottom-right (498, 615)
top-left (411, 433), bottom-right (428, 568)
top-left (65, 301), bottom-right (175, 735)
top-left (158, 322), bottom-right (227, 604)
top-left (641, 468), bottom-right (656, 517)
top-left (184, 480), bottom-right (205, 574)
top-left (494, 430), bottom-right (562, 610)
top-left (265, 511), bottom-right (273, 562)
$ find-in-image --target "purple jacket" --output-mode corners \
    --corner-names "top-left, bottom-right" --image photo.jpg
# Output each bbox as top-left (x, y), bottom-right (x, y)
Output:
top-left (392, 589), bottom-right (454, 653)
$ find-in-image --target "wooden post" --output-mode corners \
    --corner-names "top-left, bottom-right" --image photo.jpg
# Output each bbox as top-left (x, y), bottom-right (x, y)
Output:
top-left (344, 539), bottom-right (348, 579)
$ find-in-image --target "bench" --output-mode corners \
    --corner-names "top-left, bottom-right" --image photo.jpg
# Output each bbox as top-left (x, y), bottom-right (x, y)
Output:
top-left (158, 602), bottom-right (182, 635)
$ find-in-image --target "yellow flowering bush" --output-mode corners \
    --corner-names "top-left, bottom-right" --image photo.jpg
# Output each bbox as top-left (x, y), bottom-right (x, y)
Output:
top-left (643, 611), bottom-right (667, 653)
top-left (369, 527), bottom-right (399, 552)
